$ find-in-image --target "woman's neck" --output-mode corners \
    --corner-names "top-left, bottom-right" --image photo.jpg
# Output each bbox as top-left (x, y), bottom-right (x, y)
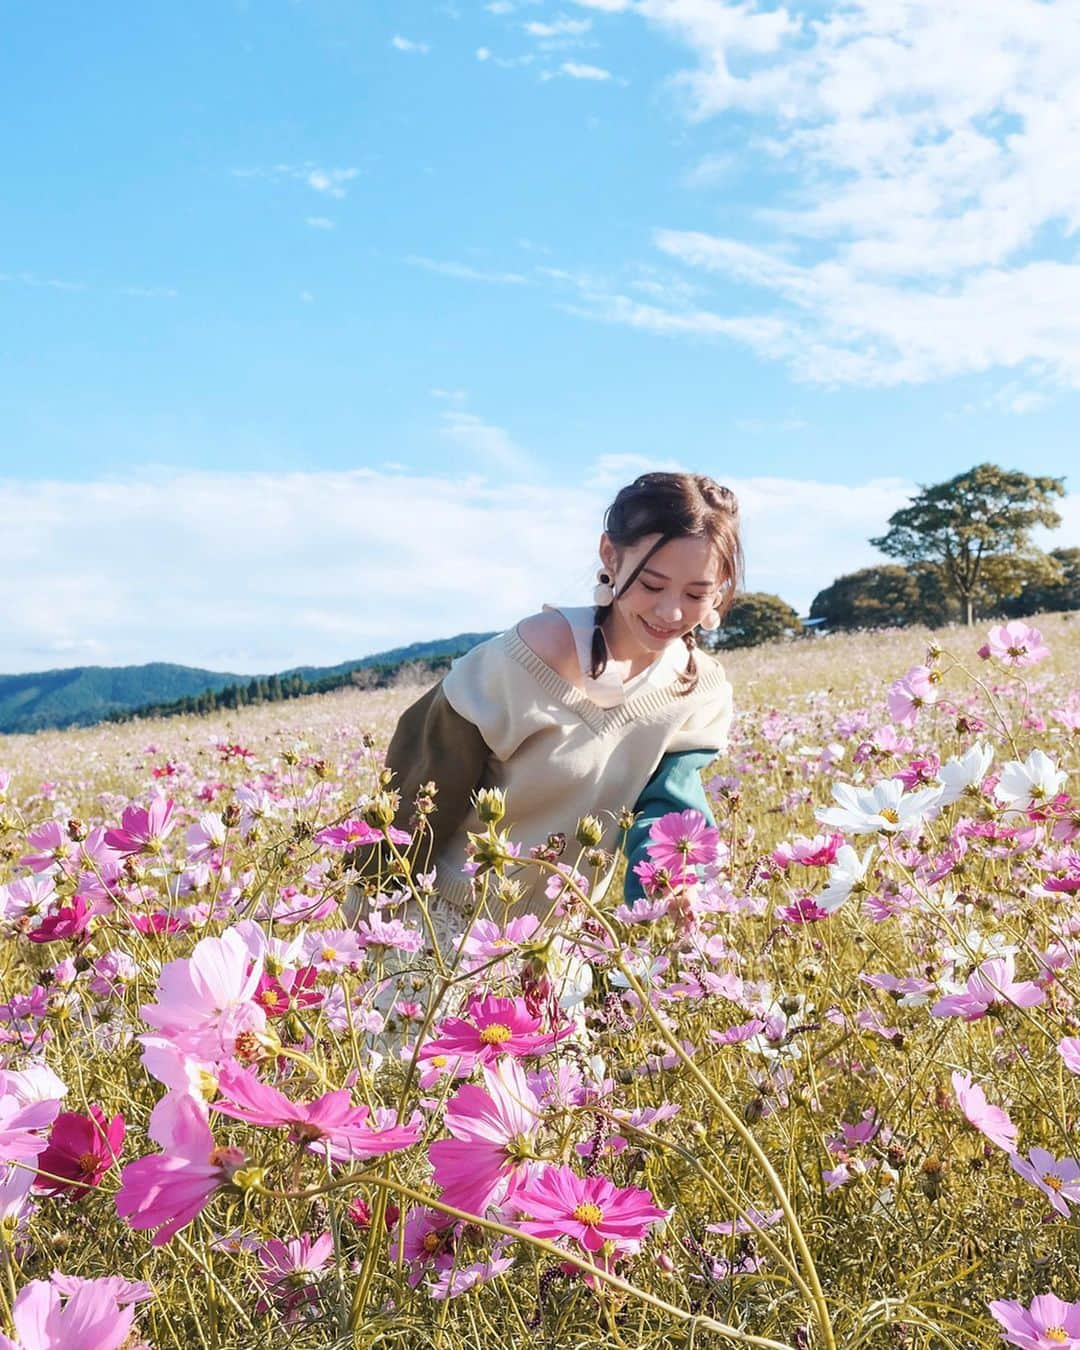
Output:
top-left (599, 611), bottom-right (667, 678)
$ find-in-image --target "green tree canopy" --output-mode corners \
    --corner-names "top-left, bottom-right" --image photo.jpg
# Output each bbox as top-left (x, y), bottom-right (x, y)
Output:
top-left (707, 593), bottom-right (802, 650)
top-left (809, 564), bottom-right (957, 631)
top-left (1000, 546), bottom-right (1080, 617)
top-left (870, 463), bottom-right (1065, 625)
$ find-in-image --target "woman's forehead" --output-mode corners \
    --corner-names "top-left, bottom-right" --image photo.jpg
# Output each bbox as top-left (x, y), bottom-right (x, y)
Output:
top-left (625, 533), bottom-right (720, 580)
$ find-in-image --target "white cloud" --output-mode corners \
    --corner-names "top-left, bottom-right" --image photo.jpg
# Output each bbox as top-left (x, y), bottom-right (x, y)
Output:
top-left (391, 35), bottom-right (430, 53)
top-left (558, 61), bottom-right (612, 80)
top-left (3, 466), bottom-right (1072, 672)
top-left (476, 46), bottom-right (492, 60)
top-left (405, 255), bottom-right (529, 285)
top-left (525, 17), bottom-right (592, 37)
top-left (305, 217), bottom-right (334, 230)
top-left (552, 0), bottom-right (1080, 391)
top-left (233, 164), bottom-right (360, 199)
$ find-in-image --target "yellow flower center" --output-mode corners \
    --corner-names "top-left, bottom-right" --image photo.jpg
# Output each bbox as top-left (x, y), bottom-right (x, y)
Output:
top-left (1045, 1330), bottom-right (1068, 1344)
top-left (422, 1231), bottom-right (443, 1253)
top-left (879, 808), bottom-right (900, 824)
top-left (1042, 1172), bottom-right (1064, 1192)
top-left (78, 1151), bottom-right (99, 1174)
top-left (430, 1055), bottom-right (448, 1067)
top-left (572, 1202), bottom-right (604, 1227)
top-left (321, 946), bottom-right (338, 962)
top-left (479, 1022), bottom-right (513, 1045)
top-left (260, 989), bottom-right (280, 1008)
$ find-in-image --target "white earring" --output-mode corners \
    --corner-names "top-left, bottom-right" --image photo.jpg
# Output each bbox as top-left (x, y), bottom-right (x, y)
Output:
top-left (700, 608), bottom-right (721, 631)
top-left (593, 566), bottom-right (615, 607)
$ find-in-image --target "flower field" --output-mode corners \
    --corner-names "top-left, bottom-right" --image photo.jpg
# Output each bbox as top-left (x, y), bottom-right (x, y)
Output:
top-left (1, 613), bottom-right (1078, 1349)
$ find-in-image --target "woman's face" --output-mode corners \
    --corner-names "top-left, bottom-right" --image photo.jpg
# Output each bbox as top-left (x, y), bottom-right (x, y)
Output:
top-left (599, 531), bottom-right (722, 654)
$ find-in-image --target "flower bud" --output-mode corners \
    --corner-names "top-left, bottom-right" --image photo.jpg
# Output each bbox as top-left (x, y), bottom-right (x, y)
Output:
top-left (575, 814), bottom-right (604, 848)
top-left (66, 818), bottom-right (87, 842)
top-left (473, 787), bottom-right (507, 825)
top-left (221, 801), bottom-right (242, 829)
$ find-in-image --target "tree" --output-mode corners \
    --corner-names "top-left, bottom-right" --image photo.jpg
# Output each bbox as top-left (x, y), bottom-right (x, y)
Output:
top-left (707, 593), bottom-right (802, 650)
top-left (1000, 547), bottom-right (1080, 617)
top-left (870, 463), bottom-right (1065, 626)
top-left (809, 564), bottom-right (957, 631)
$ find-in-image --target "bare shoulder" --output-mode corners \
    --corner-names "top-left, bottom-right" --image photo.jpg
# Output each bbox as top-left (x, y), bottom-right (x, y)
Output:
top-left (515, 609), bottom-right (579, 682)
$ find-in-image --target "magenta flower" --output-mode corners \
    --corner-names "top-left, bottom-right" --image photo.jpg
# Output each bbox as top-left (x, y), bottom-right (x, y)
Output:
top-left (0, 1277), bottom-right (137, 1350)
top-left (255, 1231), bottom-right (334, 1320)
top-left (140, 926), bottom-right (266, 1060)
top-left (1009, 1147), bottom-right (1080, 1218)
top-left (0, 1093), bottom-right (61, 1163)
top-left (513, 1163), bottom-right (668, 1255)
top-left (33, 1106), bottom-right (124, 1198)
top-left (429, 1058), bottom-right (544, 1217)
top-left (985, 620), bottom-right (1050, 669)
top-left (988, 1292), bottom-right (1080, 1348)
top-left (419, 994), bottom-right (573, 1075)
top-left (314, 819), bottom-right (411, 849)
top-left (951, 1071), bottom-right (1017, 1152)
top-left (104, 790), bottom-right (177, 856)
top-left (646, 810), bottom-right (721, 872)
top-left (931, 954), bottom-right (1046, 1021)
top-left (115, 1093), bottom-right (245, 1246)
top-left (26, 895), bottom-right (92, 945)
top-left (214, 1063), bottom-right (421, 1162)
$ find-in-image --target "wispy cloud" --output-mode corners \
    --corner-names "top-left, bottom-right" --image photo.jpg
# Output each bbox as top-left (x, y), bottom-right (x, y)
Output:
top-left (544, 0), bottom-right (1080, 392)
top-left (524, 17), bottom-right (592, 37)
top-left (433, 390), bottom-right (536, 477)
top-left (232, 164), bottom-right (360, 199)
top-left (553, 60), bottom-right (613, 80)
top-left (405, 255), bottom-right (529, 285)
top-left (305, 216), bottom-right (335, 230)
top-left (391, 35), bottom-right (430, 53)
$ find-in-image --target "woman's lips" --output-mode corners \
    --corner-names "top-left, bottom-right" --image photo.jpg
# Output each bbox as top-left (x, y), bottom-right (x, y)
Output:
top-left (641, 617), bottom-right (679, 638)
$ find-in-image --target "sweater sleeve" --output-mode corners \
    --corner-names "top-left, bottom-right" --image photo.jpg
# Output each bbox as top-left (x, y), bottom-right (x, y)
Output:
top-left (361, 679), bottom-right (492, 877)
top-left (622, 749), bottom-right (719, 902)
top-left (441, 635), bottom-right (539, 762)
top-left (664, 659), bottom-right (734, 755)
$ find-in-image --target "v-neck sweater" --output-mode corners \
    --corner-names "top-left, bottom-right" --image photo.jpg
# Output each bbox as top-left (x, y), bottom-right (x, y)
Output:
top-left (429, 621), bottom-right (733, 918)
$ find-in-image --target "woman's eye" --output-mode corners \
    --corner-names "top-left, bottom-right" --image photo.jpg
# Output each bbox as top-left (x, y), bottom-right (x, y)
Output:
top-left (641, 582), bottom-right (709, 601)
top-left (641, 583), bottom-right (662, 593)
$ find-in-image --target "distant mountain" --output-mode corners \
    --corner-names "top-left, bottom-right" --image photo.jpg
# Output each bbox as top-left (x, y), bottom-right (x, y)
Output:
top-left (0, 632), bottom-right (496, 735)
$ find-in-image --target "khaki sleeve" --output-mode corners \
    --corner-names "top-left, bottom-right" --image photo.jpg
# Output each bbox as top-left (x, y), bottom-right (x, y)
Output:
top-left (363, 679), bottom-right (492, 876)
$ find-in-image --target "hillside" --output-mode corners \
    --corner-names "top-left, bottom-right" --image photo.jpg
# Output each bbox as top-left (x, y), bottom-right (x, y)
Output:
top-left (0, 632), bottom-right (496, 735)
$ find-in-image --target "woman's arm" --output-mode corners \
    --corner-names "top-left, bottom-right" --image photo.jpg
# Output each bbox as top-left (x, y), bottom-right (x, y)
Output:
top-left (622, 749), bottom-right (718, 902)
top-left (351, 680), bottom-right (491, 892)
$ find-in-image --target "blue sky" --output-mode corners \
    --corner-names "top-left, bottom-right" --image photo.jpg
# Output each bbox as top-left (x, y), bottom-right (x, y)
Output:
top-left (2, 0), bottom-right (1078, 672)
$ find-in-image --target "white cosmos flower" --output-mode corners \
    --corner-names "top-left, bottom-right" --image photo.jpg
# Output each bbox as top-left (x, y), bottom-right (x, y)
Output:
top-left (939, 927), bottom-right (1017, 972)
top-left (818, 845), bottom-right (875, 913)
top-left (994, 749), bottom-right (1068, 813)
top-left (816, 778), bottom-right (943, 836)
top-left (937, 743), bottom-right (994, 807)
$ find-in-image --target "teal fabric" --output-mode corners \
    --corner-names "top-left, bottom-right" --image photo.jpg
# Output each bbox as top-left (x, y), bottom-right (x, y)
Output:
top-left (622, 749), bottom-right (718, 900)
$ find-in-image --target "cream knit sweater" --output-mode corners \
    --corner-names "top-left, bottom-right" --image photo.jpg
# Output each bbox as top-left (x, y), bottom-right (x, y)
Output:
top-left (428, 623), bottom-right (734, 918)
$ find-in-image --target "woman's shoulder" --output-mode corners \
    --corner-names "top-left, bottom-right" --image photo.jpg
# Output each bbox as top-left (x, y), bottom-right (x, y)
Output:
top-left (514, 608), bottom-right (579, 683)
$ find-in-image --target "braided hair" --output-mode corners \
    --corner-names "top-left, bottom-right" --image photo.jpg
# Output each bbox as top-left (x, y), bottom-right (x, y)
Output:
top-left (590, 472), bottom-right (743, 697)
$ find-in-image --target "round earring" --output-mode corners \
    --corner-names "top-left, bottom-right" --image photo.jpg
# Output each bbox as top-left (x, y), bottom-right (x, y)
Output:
top-left (593, 567), bottom-right (615, 607)
top-left (700, 608), bottom-right (721, 632)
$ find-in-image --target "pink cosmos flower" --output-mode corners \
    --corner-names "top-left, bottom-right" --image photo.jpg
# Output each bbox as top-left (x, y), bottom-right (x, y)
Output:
top-left (33, 1106), bottom-right (124, 1197)
top-left (314, 819), bottom-right (411, 849)
top-left (0, 1093), bottom-right (61, 1163)
top-left (390, 1207), bottom-right (459, 1287)
top-left (772, 833), bottom-right (844, 869)
top-left (646, 810), bottom-right (721, 872)
top-left (985, 620), bottom-right (1050, 668)
top-left (48, 1273), bottom-right (152, 1305)
top-left (1008, 1147), bottom-right (1080, 1218)
top-left (353, 911), bottom-right (424, 954)
top-left (951, 1071), bottom-right (1017, 1152)
top-left (1059, 1038), bottom-right (1080, 1074)
top-left (104, 790), bottom-right (177, 856)
top-left (426, 1253), bottom-right (515, 1301)
top-left (455, 916), bottom-right (542, 972)
top-left (26, 895), bottom-right (92, 944)
top-left (988, 1292), bottom-right (1080, 1348)
top-left (429, 1058), bottom-right (544, 1217)
top-left (115, 1092), bottom-right (245, 1246)
top-left (213, 1063), bottom-right (421, 1162)
top-left (931, 953), bottom-right (1045, 1021)
top-left (419, 994), bottom-right (573, 1076)
top-left (887, 665), bottom-right (937, 728)
top-left (513, 1164), bottom-right (668, 1255)
top-left (0, 1277), bottom-right (136, 1350)
top-left (255, 1231), bottom-right (334, 1320)
top-left (140, 926), bottom-right (266, 1060)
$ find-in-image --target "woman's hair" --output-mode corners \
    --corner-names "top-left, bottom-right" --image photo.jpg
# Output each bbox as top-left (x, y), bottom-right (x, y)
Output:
top-left (591, 472), bottom-right (743, 695)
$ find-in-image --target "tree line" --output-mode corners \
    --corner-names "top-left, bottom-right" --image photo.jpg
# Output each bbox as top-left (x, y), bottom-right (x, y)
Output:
top-left (707, 462), bottom-right (1073, 648)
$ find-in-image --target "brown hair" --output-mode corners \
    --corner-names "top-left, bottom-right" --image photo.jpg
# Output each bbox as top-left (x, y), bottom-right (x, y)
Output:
top-left (591, 472), bottom-right (743, 696)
